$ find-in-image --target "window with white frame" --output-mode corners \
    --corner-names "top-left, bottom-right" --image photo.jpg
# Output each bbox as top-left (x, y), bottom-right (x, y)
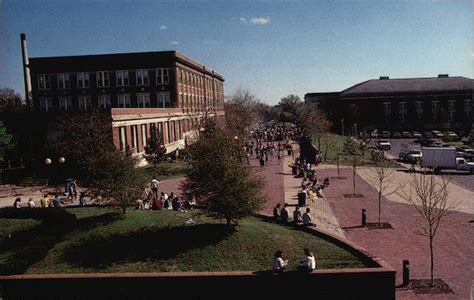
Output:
top-left (383, 102), bottom-right (391, 122)
top-left (399, 101), bottom-right (407, 122)
top-left (137, 93), bottom-right (150, 108)
top-left (117, 94), bottom-right (131, 108)
top-left (57, 73), bottom-right (70, 89)
top-left (96, 71), bottom-right (110, 87)
top-left (141, 124), bottom-right (147, 148)
top-left (448, 100), bottom-right (456, 121)
top-left (157, 92), bottom-right (171, 108)
top-left (98, 95), bottom-right (111, 109)
top-left (78, 96), bottom-right (91, 111)
top-left (464, 99), bottom-right (472, 116)
top-left (58, 97), bottom-right (73, 111)
top-left (38, 74), bottom-right (51, 90)
top-left (415, 101), bottom-right (423, 119)
top-left (116, 70), bottom-right (129, 86)
top-left (77, 72), bottom-right (90, 88)
top-left (119, 127), bottom-right (127, 152)
top-left (136, 69), bottom-right (149, 86)
top-left (156, 68), bottom-right (170, 84)
top-left (431, 100), bottom-right (439, 120)
top-left (39, 97), bottom-right (53, 111)
top-left (131, 125), bottom-right (138, 151)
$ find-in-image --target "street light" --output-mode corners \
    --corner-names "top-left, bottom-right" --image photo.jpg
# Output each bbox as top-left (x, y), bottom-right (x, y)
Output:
top-left (341, 119), bottom-right (344, 136)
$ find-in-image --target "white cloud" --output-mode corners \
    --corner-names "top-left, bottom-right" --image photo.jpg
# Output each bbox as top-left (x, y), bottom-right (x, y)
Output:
top-left (160, 25), bottom-right (167, 30)
top-left (239, 17), bottom-right (247, 23)
top-left (250, 17), bottom-right (270, 25)
top-left (169, 41), bottom-right (179, 45)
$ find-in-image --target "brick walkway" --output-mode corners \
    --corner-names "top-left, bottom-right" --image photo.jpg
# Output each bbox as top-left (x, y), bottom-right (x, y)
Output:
top-left (318, 168), bottom-right (474, 300)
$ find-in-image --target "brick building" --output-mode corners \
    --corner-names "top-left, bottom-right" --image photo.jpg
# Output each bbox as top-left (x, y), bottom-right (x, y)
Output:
top-left (14, 34), bottom-right (224, 162)
top-left (305, 75), bottom-right (473, 134)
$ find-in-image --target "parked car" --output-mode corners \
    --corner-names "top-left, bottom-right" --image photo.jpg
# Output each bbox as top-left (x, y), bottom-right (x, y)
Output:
top-left (423, 131), bottom-right (433, 138)
top-left (414, 138), bottom-right (436, 147)
top-left (431, 130), bottom-right (444, 138)
top-left (399, 150), bottom-right (423, 163)
top-left (370, 131), bottom-right (379, 138)
top-left (381, 131), bottom-right (391, 138)
top-left (402, 131), bottom-right (412, 138)
top-left (412, 131), bottom-right (422, 138)
top-left (445, 131), bottom-right (460, 141)
top-left (376, 140), bottom-right (392, 151)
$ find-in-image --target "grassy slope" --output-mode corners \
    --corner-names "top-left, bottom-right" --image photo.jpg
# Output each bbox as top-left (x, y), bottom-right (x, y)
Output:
top-left (0, 207), bottom-right (367, 274)
top-left (139, 160), bottom-right (189, 183)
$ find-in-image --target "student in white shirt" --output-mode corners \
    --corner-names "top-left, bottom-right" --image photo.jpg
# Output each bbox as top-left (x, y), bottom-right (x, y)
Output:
top-left (299, 248), bottom-right (316, 272)
top-left (271, 250), bottom-right (288, 273)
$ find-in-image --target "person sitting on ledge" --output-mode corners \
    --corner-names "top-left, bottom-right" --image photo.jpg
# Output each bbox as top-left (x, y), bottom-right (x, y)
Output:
top-left (273, 203), bottom-right (281, 223)
top-left (298, 248), bottom-right (316, 272)
top-left (51, 194), bottom-right (61, 207)
top-left (271, 250), bottom-right (288, 273)
top-left (28, 198), bottom-right (36, 208)
top-left (303, 208), bottom-right (315, 227)
top-left (280, 203), bottom-right (289, 224)
top-left (293, 206), bottom-right (303, 224)
top-left (13, 197), bottom-right (21, 208)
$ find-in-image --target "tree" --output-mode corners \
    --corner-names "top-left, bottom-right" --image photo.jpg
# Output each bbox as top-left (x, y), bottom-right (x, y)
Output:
top-left (54, 111), bottom-right (115, 183)
top-left (224, 88), bottom-right (259, 136)
top-left (144, 126), bottom-right (167, 167)
top-left (92, 150), bottom-right (145, 215)
top-left (0, 88), bottom-right (25, 112)
top-left (342, 137), bottom-right (363, 196)
top-left (398, 170), bottom-right (457, 286)
top-left (297, 102), bottom-right (332, 148)
top-left (0, 122), bottom-right (13, 162)
top-left (277, 94), bottom-right (302, 123)
top-left (368, 152), bottom-right (398, 224)
top-left (182, 128), bottom-right (266, 229)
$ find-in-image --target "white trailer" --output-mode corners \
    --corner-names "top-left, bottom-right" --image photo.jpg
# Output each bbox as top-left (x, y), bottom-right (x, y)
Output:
top-left (421, 147), bottom-right (474, 174)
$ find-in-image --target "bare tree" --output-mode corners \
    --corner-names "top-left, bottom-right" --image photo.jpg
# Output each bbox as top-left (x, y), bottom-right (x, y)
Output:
top-left (398, 170), bottom-right (457, 286)
top-left (368, 152), bottom-right (398, 224)
top-left (342, 136), bottom-right (363, 196)
top-left (224, 88), bottom-right (259, 136)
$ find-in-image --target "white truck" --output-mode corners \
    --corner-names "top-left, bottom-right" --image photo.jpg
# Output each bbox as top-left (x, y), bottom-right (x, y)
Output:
top-left (421, 147), bottom-right (474, 174)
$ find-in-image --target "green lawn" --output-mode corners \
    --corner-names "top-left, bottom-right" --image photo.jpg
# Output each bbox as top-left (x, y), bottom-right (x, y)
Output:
top-left (0, 207), bottom-right (368, 275)
top-left (314, 134), bottom-right (400, 168)
top-left (139, 160), bottom-right (189, 183)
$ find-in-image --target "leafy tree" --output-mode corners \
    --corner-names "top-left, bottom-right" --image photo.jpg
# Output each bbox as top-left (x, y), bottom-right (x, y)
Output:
top-left (342, 137), bottom-right (363, 196)
top-left (182, 129), bottom-right (266, 229)
top-left (297, 102), bottom-right (332, 148)
top-left (0, 87), bottom-right (24, 112)
top-left (144, 126), bottom-right (167, 167)
top-left (54, 111), bottom-right (115, 183)
top-left (0, 122), bottom-right (13, 162)
top-left (398, 171), bottom-right (457, 286)
top-left (277, 94), bottom-right (302, 123)
top-left (92, 150), bottom-right (145, 215)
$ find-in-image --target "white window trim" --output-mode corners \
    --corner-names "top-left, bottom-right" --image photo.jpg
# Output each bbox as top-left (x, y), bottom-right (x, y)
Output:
top-left (58, 97), bottom-right (72, 111)
top-left (38, 74), bottom-right (51, 90)
top-left (117, 94), bottom-right (131, 108)
top-left (137, 93), bottom-right (150, 108)
top-left (116, 70), bottom-right (129, 87)
top-left (156, 68), bottom-right (170, 85)
top-left (78, 96), bottom-right (91, 111)
top-left (98, 95), bottom-right (111, 109)
top-left (96, 71), bottom-right (110, 87)
top-left (57, 73), bottom-right (70, 89)
top-left (77, 72), bottom-right (90, 88)
top-left (136, 69), bottom-right (149, 86)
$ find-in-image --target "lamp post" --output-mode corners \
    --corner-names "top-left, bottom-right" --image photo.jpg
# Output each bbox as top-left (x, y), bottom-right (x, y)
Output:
top-left (341, 119), bottom-right (344, 136)
top-left (44, 157), bottom-right (65, 185)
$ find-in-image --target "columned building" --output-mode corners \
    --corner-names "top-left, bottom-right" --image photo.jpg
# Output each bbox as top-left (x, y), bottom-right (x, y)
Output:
top-left (305, 75), bottom-right (473, 133)
top-left (16, 34), bottom-right (224, 161)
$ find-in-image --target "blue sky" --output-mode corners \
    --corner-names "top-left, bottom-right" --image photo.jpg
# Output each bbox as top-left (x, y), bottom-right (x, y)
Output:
top-left (0, 0), bottom-right (471, 105)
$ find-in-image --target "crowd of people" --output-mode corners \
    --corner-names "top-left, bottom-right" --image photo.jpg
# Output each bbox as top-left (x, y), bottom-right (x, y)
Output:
top-left (272, 203), bottom-right (316, 227)
top-left (12, 190), bottom-right (88, 209)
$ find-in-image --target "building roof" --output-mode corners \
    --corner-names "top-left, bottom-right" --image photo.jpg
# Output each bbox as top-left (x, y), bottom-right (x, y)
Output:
top-left (29, 51), bottom-right (224, 80)
top-left (340, 76), bottom-right (474, 97)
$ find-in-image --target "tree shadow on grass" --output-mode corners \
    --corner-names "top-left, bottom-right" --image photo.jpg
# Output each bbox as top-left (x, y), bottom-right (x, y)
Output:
top-left (0, 212), bottom-right (122, 275)
top-left (62, 224), bottom-right (231, 269)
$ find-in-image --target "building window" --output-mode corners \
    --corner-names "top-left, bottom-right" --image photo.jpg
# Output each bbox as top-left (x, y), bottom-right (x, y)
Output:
top-left (383, 102), bottom-right (391, 123)
top-left (131, 125), bottom-right (138, 152)
top-left (156, 68), bottom-right (170, 85)
top-left (116, 70), bottom-right (129, 87)
top-left (141, 124), bottom-right (147, 148)
top-left (58, 97), bottom-right (72, 111)
top-left (119, 127), bottom-right (127, 152)
top-left (96, 71), bottom-right (110, 87)
top-left (38, 74), bottom-right (51, 90)
top-left (464, 99), bottom-right (472, 116)
top-left (399, 101), bottom-right (407, 122)
top-left (136, 69), bottom-right (149, 86)
top-left (448, 100), bottom-right (456, 122)
top-left (137, 93), bottom-right (150, 108)
top-left (415, 101), bottom-right (423, 119)
top-left (117, 94), bottom-right (131, 108)
top-left (39, 97), bottom-right (53, 111)
top-left (431, 100), bottom-right (439, 120)
top-left (77, 72), bottom-right (90, 88)
top-left (157, 92), bottom-right (171, 108)
top-left (57, 73), bottom-right (71, 89)
top-left (98, 95), bottom-right (111, 109)
top-left (78, 96), bottom-right (91, 111)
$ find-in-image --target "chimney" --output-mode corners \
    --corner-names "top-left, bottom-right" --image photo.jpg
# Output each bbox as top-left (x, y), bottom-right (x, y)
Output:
top-left (20, 33), bottom-right (33, 108)
top-left (438, 74), bottom-right (449, 78)
top-left (379, 76), bottom-right (389, 80)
